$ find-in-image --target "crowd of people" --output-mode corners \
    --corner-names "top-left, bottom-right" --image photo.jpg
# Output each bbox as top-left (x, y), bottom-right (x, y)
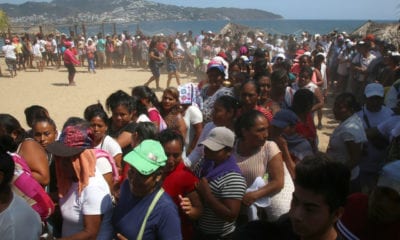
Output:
top-left (0, 27), bottom-right (400, 240)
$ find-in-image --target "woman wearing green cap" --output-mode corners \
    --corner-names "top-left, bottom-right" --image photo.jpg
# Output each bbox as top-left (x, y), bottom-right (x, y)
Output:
top-left (113, 139), bottom-right (182, 239)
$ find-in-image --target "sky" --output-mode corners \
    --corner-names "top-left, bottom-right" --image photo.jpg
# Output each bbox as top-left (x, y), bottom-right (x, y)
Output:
top-left (1, 0), bottom-right (399, 20)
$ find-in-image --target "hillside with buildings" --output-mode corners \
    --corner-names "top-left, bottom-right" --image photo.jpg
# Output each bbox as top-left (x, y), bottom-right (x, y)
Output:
top-left (1, 0), bottom-right (283, 25)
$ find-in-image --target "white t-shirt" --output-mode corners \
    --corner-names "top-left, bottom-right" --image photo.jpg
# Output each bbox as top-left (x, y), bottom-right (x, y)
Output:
top-left (32, 43), bottom-right (42, 57)
top-left (321, 63), bottom-right (328, 90)
top-left (51, 38), bottom-right (58, 54)
top-left (38, 39), bottom-right (47, 53)
top-left (183, 105), bottom-right (203, 150)
top-left (293, 81), bottom-right (319, 93)
top-left (2, 45), bottom-right (16, 59)
top-left (384, 79), bottom-right (400, 109)
top-left (356, 106), bottom-right (394, 172)
top-left (95, 135), bottom-right (122, 158)
top-left (60, 170), bottom-right (113, 239)
top-left (377, 115), bottom-right (400, 141)
top-left (136, 113), bottom-right (151, 123)
top-left (327, 114), bottom-right (367, 179)
top-left (0, 193), bottom-right (41, 240)
top-left (351, 53), bottom-right (376, 82)
top-left (96, 156), bottom-right (112, 175)
top-left (356, 106), bottom-right (393, 129)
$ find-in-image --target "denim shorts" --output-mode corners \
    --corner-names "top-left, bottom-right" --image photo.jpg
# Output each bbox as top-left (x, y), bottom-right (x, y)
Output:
top-left (150, 65), bottom-right (160, 78)
top-left (167, 62), bottom-right (177, 73)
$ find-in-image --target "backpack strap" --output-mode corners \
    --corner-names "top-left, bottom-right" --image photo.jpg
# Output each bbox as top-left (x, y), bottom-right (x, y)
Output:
top-left (137, 188), bottom-right (164, 240)
top-left (362, 107), bottom-right (372, 129)
top-left (93, 149), bottom-right (120, 182)
top-left (10, 152), bottom-right (31, 173)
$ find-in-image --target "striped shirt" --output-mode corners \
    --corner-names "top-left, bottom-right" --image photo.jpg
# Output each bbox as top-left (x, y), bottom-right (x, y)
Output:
top-left (197, 172), bottom-right (246, 236)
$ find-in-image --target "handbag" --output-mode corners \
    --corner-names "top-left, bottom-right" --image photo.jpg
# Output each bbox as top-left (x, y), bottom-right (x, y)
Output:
top-left (11, 153), bottom-right (55, 221)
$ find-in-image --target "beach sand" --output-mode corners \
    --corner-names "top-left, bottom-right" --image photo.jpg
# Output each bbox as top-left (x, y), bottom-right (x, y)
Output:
top-left (0, 61), bottom-right (338, 152)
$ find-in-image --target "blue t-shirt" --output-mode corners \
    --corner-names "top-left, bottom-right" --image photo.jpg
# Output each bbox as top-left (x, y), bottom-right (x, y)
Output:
top-left (113, 180), bottom-right (182, 240)
top-left (97, 39), bottom-right (106, 52)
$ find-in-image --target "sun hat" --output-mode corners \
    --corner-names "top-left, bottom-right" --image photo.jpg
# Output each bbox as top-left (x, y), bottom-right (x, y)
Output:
top-left (275, 53), bottom-right (286, 60)
top-left (46, 124), bottom-right (94, 157)
top-left (64, 41), bottom-right (72, 47)
top-left (346, 41), bottom-right (354, 49)
top-left (377, 160), bottom-right (400, 196)
top-left (357, 40), bottom-right (366, 46)
top-left (200, 127), bottom-right (235, 151)
top-left (271, 109), bottom-right (299, 129)
top-left (240, 55), bottom-right (249, 62)
top-left (124, 140), bottom-right (167, 175)
top-left (364, 83), bottom-right (384, 98)
top-left (364, 34), bottom-right (375, 42)
top-left (217, 51), bottom-right (227, 60)
top-left (207, 59), bottom-right (225, 74)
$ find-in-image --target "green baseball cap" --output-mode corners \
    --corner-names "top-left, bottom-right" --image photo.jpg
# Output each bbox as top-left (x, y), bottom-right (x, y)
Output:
top-left (124, 140), bottom-right (167, 175)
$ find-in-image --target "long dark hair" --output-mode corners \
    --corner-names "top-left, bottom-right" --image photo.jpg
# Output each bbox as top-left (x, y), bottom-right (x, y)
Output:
top-left (132, 86), bottom-right (162, 111)
top-left (84, 102), bottom-right (109, 123)
top-left (0, 137), bottom-right (15, 192)
top-left (24, 105), bottom-right (49, 128)
top-left (0, 114), bottom-right (26, 146)
top-left (215, 95), bottom-right (240, 117)
top-left (234, 110), bottom-right (266, 139)
top-left (105, 90), bottom-right (136, 114)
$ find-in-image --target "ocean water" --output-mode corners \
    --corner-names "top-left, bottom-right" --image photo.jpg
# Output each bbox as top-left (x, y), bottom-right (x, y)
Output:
top-left (57, 19), bottom-right (394, 37)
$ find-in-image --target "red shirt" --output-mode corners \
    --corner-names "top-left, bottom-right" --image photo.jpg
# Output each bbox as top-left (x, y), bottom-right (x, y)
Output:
top-left (295, 113), bottom-right (317, 151)
top-left (63, 48), bottom-right (79, 65)
top-left (337, 193), bottom-right (400, 240)
top-left (163, 161), bottom-right (199, 239)
top-left (291, 62), bottom-right (301, 76)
